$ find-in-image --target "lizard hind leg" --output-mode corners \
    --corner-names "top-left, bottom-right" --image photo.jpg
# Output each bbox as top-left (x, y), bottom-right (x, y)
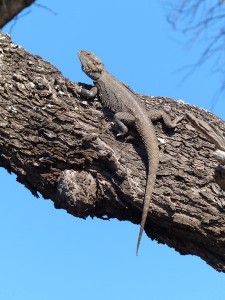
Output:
top-left (114, 112), bottom-right (135, 136)
top-left (149, 110), bottom-right (183, 129)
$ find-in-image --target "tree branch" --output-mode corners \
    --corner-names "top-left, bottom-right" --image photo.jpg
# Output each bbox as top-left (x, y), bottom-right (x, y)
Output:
top-left (1, 33), bottom-right (225, 271)
top-left (165, 0), bottom-right (225, 101)
top-left (0, 0), bottom-right (35, 28)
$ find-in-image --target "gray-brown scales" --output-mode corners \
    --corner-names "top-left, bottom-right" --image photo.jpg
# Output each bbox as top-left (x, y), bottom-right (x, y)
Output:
top-left (77, 50), bottom-right (182, 254)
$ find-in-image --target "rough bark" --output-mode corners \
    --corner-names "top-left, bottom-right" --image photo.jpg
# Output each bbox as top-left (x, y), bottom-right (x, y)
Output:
top-left (0, 0), bottom-right (35, 28)
top-left (1, 32), bottom-right (225, 272)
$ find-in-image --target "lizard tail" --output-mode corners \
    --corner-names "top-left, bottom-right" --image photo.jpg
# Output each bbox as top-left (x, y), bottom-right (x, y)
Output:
top-left (136, 160), bottom-right (158, 256)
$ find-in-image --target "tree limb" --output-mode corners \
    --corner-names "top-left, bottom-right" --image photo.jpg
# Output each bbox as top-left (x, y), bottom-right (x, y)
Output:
top-left (186, 112), bottom-right (225, 152)
top-left (165, 0), bottom-right (225, 100)
top-left (1, 33), bottom-right (225, 271)
top-left (0, 0), bottom-right (35, 28)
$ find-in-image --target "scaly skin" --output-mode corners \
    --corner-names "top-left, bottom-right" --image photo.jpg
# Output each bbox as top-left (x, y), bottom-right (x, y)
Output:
top-left (77, 50), bottom-right (178, 254)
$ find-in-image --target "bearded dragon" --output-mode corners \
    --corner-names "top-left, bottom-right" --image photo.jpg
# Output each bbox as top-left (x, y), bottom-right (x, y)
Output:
top-left (77, 50), bottom-right (181, 254)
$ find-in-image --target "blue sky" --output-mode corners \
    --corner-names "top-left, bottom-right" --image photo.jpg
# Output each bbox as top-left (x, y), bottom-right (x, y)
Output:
top-left (1, 1), bottom-right (225, 299)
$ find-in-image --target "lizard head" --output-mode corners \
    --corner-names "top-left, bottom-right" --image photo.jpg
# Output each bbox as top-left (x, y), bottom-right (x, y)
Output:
top-left (78, 50), bottom-right (104, 80)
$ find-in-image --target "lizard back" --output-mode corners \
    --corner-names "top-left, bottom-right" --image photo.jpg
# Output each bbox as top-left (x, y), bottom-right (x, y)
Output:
top-left (78, 50), bottom-right (159, 254)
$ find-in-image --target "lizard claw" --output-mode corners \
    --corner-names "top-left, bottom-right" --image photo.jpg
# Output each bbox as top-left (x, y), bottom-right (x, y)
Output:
top-left (116, 131), bottom-right (125, 137)
top-left (174, 116), bottom-right (184, 124)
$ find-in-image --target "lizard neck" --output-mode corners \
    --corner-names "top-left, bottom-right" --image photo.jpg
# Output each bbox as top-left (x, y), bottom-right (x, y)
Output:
top-left (93, 69), bottom-right (108, 84)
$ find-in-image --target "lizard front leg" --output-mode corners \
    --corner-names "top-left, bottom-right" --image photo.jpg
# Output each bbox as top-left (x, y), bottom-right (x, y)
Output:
top-left (149, 110), bottom-right (183, 129)
top-left (78, 85), bottom-right (98, 99)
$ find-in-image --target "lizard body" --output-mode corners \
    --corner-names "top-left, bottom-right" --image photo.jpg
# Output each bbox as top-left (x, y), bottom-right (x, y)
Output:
top-left (77, 50), bottom-right (180, 254)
